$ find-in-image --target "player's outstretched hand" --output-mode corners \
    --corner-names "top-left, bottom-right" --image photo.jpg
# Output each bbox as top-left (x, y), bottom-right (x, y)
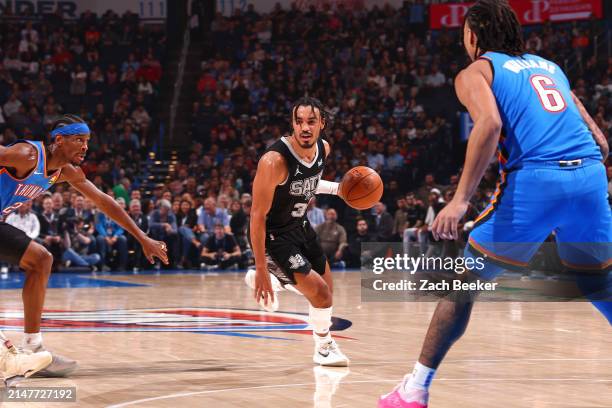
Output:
top-left (141, 237), bottom-right (169, 265)
top-left (431, 199), bottom-right (468, 241)
top-left (254, 267), bottom-right (275, 306)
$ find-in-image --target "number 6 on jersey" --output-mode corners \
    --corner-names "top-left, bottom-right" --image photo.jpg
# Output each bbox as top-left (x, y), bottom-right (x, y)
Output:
top-left (529, 74), bottom-right (566, 113)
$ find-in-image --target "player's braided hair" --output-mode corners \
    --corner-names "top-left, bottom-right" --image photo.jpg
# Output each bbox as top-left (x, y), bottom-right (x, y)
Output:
top-left (291, 96), bottom-right (333, 133)
top-left (50, 114), bottom-right (86, 131)
top-left (463, 0), bottom-right (525, 59)
top-left (47, 114), bottom-right (86, 145)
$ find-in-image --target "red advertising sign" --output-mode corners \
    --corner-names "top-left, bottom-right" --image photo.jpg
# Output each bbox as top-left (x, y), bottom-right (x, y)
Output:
top-left (430, 0), bottom-right (603, 29)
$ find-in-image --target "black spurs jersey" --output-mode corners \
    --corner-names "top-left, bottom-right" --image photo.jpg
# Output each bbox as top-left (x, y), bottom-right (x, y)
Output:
top-left (265, 136), bottom-right (326, 233)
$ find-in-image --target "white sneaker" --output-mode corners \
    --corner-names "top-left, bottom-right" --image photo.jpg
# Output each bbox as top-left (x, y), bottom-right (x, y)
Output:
top-left (0, 341), bottom-right (52, 386)
top-left (313, 338), bottom-right (350, 367)
top-left (245, 268), bottom-right (282, 312)
top-left (28, 345), bottom-right (77, 377)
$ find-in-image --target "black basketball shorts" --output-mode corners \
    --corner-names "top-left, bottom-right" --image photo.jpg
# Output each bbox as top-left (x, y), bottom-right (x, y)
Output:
top-left (0, 221), bottom-right (32, 266)
top-left (265, 222), bottom-right (328, 285)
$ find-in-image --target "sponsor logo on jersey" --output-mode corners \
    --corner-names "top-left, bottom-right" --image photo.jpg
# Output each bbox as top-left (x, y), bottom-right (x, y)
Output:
top-left (295, 167), bottom-right (302, 176)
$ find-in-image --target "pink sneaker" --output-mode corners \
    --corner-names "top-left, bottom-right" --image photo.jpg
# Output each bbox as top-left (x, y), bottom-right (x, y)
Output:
top-left (378, 382), bottom-right (428, 408)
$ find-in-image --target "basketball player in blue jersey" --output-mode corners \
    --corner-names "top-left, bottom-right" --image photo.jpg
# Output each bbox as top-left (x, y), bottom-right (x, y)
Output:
top-left (0, 114), bottom-right (168, 382)
top-left (379, 1), bottom-right (611, 407)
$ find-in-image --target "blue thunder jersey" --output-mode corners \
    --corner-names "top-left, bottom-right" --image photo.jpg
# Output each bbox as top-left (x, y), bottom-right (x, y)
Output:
top-left (480, 52), bottom-right (601, 170)
top-left (0, 140), bottom-right (61, 216)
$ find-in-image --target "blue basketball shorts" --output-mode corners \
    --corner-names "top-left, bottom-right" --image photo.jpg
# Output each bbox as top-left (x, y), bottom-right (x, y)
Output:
top-left (465, 159), bottom-right (612, 280)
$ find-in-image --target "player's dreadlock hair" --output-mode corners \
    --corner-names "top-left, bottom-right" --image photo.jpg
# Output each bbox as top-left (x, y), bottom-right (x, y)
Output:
top-left (291, 96), bottom-right (333, 134)
top-left (462, 0), bottom-right (525, 59)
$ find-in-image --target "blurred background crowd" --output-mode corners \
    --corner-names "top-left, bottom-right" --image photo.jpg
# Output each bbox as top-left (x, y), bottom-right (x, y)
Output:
top-left (0, 1), bottom-right (610, 272)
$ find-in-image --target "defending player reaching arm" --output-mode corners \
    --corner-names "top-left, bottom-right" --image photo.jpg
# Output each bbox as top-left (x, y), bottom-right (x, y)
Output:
top-left (430, 58), bottom-right (502, 241)
top-left (0, 114), bottom-right (168, 382)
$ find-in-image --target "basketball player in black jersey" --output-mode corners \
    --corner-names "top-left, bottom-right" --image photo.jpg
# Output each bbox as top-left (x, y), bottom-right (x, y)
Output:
top-left (247, 97), bottom-right (349, 366)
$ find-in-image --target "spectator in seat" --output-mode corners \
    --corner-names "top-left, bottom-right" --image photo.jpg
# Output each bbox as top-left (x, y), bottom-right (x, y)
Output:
top-left (62, 217), bottom-right (100, 269)
top-left (393, 197), bottom-right (408, 241)
top-left (229, 199), bottom-right (248, 249)
top-left (112, 177), bottom-right (131, 204)
top-left (6, 201), bottom-right (39, 239)
top-left (306, 197), bottom-right (325, 228)
top-left (417, 174), bottom-right (443, 203)
top-left (403, 193), bottom-right (427, 255)
top-left (342, 218), bottom-right (372, 268)
top-left (423, 188), bottom-right (445, 257)
top-left (315, 208), bottom-right (347, 267)
top-left (372, 202), bottom-right (394, 242)
top-left (37, 196), bottom-right (63, 270)
top-left (127, 199), bottom-right (149, 270)
top-left (198, 197), bottom-right (230, 244)
top-left (176, 199), bottom-right (199, 268)
top-left (95, 198), bottom-right (129, 271)
top-left (149, 199), bottom-right (178, 268)
top-left (200, 223), bottom-right (241, 270)
top-left (63, 194), bottom-right (93, 224)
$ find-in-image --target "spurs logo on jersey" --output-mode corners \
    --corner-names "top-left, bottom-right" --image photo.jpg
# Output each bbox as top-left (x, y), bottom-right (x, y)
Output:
top-left (288, 254), bottom-right (306, 269)
top-left (264, 136), bottom-right (327, 232)
top-left (290, 173), bottom-right (322, 200)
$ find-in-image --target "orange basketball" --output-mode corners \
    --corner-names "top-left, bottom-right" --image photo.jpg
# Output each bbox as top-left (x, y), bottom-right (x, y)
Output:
top-left (340, 166), bottom-right (384, 210)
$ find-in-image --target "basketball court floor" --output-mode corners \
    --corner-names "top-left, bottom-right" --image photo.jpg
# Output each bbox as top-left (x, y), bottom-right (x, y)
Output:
top-left (0, 269), bottom-right (610, 407)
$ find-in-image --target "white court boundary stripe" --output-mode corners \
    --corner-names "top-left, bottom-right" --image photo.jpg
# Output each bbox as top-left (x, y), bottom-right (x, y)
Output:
top-left (106, 377), bottom-right (612, 408)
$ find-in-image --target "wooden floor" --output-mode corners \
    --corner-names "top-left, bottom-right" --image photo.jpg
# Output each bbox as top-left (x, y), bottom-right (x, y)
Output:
top-left (0, 270), bottom-right (610, 407)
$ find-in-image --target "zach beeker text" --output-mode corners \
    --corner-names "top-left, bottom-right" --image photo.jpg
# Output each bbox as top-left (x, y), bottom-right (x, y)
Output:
top-left (372, 279), bottom-right (498, 292)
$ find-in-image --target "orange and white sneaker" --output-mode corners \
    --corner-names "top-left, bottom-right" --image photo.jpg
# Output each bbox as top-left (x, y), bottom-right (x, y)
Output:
top-left (378, 378), bottom-right (429, 408)
top-left (0, 340), bottom-right (52, 386)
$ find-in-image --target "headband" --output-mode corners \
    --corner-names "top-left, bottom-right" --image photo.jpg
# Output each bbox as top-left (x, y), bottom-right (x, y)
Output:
top-left (50, 123), bottom-right (90, 140)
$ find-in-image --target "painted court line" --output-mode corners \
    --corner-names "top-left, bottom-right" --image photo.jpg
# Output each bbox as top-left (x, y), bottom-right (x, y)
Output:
top-left (107, 377), bottom-right (612, 408)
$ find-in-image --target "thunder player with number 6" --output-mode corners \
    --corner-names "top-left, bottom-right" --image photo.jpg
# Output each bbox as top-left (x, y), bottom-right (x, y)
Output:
top-left (380, 1), bottom-right (611, 407)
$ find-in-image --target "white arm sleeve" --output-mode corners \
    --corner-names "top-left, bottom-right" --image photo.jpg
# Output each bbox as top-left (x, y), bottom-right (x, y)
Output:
top-left (316, 180), bottom-right (340, 195)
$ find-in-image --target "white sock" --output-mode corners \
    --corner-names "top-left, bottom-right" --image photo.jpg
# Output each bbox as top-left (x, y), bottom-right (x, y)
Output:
top-left (21, 332), bottom-right (42, 350)
top-left (309, 304), bottom-right (332, 342)
top-left (314, 332), bottom-right (332, 344)
top-left (404, 362), bottom-right (436, 392)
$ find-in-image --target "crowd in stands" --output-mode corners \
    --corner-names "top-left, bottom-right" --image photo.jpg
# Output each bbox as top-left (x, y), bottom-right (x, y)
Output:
top-left (0, 3), bottom-right (610, 271)
top-left (187, 3), bottom-right (611, 268)
top-left (0, 8), bottom-right (165, 190)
